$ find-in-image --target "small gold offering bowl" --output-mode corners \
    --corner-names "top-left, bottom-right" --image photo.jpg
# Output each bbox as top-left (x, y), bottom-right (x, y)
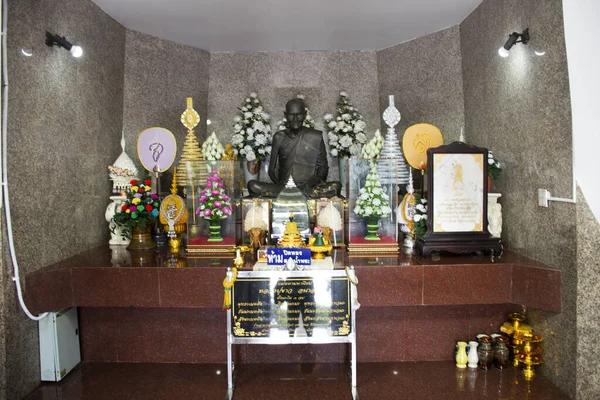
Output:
top-left (308, 244), bottom-right (332, 260)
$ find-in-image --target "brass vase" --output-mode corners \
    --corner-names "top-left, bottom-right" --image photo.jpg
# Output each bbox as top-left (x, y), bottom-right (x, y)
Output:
top-left (127, 224), bottom-right (156, 250)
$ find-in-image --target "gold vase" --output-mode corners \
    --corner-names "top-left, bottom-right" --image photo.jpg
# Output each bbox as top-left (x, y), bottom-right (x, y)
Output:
top-left (127, 224), bottom-right (156, 250)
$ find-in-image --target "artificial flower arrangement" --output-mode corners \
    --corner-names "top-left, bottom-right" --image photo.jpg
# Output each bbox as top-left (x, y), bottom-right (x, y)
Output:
top-left (230, 92), bottom-right (272, 162)
top-left (113, 179), bottom-right (160, 236)
top-left (353, 166), bottom-right (392, 219)
top-left (361, 129), bottom-right (383, 159)
top-left (324, 91), bottom-right (367, 158)
top-left (488, 151), bottom-right (502, 180)
top-left (195, 169), bottom-right (233, 221)
top-left (276, 94), bottom-right (315, 131)
top-left (413, 195), bottom-right (428, 237)
top-left (312, 226), bottom-right (325, 246)
top-left (202, 132), bottom-right (225, 161)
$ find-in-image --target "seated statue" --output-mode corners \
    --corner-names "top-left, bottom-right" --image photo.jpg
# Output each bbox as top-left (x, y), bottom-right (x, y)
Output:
top-left (248, 98), bottom-right (342, 198)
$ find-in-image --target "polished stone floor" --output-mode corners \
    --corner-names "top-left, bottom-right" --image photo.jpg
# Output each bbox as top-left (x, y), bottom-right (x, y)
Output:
top-left (23, 361), bottom-right (569, 400)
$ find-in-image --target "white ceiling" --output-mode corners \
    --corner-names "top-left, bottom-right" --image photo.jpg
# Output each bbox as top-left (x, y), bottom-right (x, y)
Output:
top-left (92, 0), bottom-right (482, 52)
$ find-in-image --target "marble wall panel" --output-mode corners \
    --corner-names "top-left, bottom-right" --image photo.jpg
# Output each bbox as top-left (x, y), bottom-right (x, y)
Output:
top-left (122, 30), bottom-right (210, 185)
top-left (208, 51), bottom-right (380, 183)
top-left (576, 188), bottom-right (600, 399)
top-left (377, 26), bottom-right (466, 143)
top-left (460, 0), bottom-right (576, 396)
top-left (3, 0), bottom-right (126, 398)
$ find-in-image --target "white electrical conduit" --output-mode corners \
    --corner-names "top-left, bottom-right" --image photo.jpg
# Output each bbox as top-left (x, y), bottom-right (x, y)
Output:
top-left (1, 0), bottom-right (48, 321)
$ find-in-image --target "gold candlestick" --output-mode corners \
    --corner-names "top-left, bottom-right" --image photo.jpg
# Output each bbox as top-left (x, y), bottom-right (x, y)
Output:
top-left (515, 332), bottom-right (544, 380)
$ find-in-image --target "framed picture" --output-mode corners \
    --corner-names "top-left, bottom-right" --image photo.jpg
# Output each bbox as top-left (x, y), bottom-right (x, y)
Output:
top-left (415, 142), bottom-right (502, 257)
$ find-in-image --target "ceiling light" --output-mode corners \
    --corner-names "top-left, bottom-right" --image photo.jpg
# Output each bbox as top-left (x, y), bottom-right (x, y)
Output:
top-left (20, 49), bottom-right (33, 57)
top-left (45, 32), bottom-right (83, 58)
top-left (535, 50), bottom-right (546, 56)
top-left (498, 28), bottom-right (529, 57)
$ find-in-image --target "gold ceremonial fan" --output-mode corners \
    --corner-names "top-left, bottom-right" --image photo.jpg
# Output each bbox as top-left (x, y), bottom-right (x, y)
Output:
top-left (402, 123), bottom-right (443, 170)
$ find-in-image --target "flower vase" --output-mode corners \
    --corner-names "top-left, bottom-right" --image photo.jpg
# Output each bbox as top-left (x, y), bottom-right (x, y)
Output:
top-left (127, 224), bottom-right (155, 250)
top-left (467, 341), bottom-right (479, 368)
top-left (208, 219), bottom-right (223, 242)
top-left (242, 159), bottom-right (260, 186)
top-left (338, 157), bottom-right (349, 198)
top-left (314, 234), bottom-right (325, 246)
top-left (365, 216), bottom-right (381, 241)
top-left (259, 159), bottom-right (271, 182)
top-left (456, 341), bottom-right (468, 369)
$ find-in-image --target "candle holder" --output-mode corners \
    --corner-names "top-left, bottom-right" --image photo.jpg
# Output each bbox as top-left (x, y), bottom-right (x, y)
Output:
top-left (515, 332), bottom-right (544, 380)
top-left (500, 312), bottom-right (532, 366)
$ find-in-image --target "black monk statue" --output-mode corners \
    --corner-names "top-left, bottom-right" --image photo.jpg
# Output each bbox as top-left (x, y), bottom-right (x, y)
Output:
top-left (247, 98), bottom-right (342, 198)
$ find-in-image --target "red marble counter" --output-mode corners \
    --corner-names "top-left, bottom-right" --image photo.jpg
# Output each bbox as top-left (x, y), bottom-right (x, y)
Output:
top-left (24, 246), bottom-right (562, 364)
top-left (25, 246), bottom-right (561, 314)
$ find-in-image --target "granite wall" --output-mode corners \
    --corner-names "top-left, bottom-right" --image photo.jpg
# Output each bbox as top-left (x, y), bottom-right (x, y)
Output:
top-left (377, 26), bottom-right (465, 143)
top-left (122, 30), bottom-right (210, 180)
top-left (2, 0), bottom-right (126, 398)
top-left (207, 51), bottom-right (380, 182)
top-left (576, 188), bottom-right (600, 399)
top-left (460, 0), bottom-right (576, 396)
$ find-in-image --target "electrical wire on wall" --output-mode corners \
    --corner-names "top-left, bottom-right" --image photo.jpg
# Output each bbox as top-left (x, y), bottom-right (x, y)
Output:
top-left (1, 0), bottom-right (48, 321)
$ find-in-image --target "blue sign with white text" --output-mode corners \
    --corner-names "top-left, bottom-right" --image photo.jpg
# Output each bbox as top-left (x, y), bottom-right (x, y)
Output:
top-left (266, 248), bottom-right (312, 266)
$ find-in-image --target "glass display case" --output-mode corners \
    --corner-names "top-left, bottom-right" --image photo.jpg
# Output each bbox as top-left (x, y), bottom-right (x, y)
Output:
top-left (186, 160), bottom-right (238, 255)
top-left (271, 179), bottom-right (310, 242)
top-left (347, 158), bottom-right (399, 253)
top-left (315, 198), bottom-right (345, 247)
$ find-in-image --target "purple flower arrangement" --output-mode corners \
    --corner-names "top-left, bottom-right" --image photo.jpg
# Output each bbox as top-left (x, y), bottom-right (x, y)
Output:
top-left (195, 169), bottom-right (233, 221)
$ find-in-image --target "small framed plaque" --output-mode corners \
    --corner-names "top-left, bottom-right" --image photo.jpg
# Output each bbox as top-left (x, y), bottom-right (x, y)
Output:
top-left (416, 142), bottom-right (502, 257)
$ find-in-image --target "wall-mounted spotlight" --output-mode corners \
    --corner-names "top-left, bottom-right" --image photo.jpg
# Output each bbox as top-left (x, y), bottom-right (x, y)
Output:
top-left (498, 28), bottom-right (529, 57)
top-left (45, 32), bottom-right (83, 58)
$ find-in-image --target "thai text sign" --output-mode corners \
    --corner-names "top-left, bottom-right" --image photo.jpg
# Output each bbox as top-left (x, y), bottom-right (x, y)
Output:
top-left (266, 248), bottom-right (312, 266)
top-left (231, 274), bottom-right (351, 339)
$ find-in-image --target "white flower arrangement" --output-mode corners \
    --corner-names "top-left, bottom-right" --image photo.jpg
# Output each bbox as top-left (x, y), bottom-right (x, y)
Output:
top-left (276, 94), bottom-right (315, 131)
top-left (353, 166), bottom-right (391, 218)
top-left (230, 92), bottom-right (272, 162)
top-left (413, 195), bottom-right (428, 237)
top-left (361, 129), bottom-right (383, 159)
top-left (488, 150), bottom-right (502, 180)
top-left (202, 132), bottom-right (225, 161)
top-left (324, 91), bottom-right (367, 158)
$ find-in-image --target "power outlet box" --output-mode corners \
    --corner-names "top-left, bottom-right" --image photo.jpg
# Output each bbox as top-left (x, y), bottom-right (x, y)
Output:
top-left (538, 189), bottom-right (550, 207)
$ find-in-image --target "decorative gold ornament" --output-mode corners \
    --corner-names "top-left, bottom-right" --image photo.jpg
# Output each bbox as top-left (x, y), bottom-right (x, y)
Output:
top-left (222, 144), bottom-right (238, 161)
top-left (176, 97), bottom-right (207, 187)
top-left (180, 97), bottom-right (200, 131)
top-left (402, 123), bottom-right (444, 170)
top-left (159, 168), bottom-right (188, 251)
top-left (515, 332), bottom-right (544, 380)
top-left (222, 267), bottom-right (238, 310)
